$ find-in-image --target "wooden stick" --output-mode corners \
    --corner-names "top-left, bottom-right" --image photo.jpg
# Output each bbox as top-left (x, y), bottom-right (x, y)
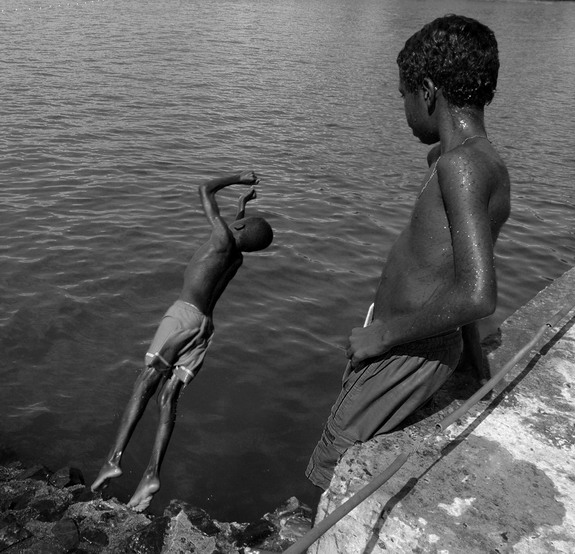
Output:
top-left (283, 452), bottom-right (410, 554)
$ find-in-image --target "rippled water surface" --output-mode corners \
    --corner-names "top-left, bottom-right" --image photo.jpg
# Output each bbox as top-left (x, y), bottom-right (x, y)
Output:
top-left (1, 0), bottom-right (574, 521)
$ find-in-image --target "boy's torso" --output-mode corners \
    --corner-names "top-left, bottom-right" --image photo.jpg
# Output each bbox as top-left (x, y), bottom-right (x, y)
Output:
top-left (179, 240), bottom-right (243, 315)
top-left (374, 144), bottom-right (510, 322)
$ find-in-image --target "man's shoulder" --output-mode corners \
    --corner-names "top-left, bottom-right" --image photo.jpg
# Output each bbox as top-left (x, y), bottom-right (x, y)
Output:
top-left (435, 143), bottom-right (510, 230)
top-left (438, 143), bottom-right (509, 191)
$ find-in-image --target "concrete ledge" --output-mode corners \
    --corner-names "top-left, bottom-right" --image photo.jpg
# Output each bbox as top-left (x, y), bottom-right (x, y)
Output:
top-left (312, 267), bottom-right (575, 554)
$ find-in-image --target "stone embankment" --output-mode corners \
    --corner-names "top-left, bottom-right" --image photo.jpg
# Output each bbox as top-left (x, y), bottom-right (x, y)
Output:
top-left (311, 267), bottom-right (575, 553)
top-left (0, 462), bottom-right (311, 553)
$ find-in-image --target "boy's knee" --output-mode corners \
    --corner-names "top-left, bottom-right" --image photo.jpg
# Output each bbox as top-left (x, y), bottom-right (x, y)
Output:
top-left (136, 365), bottom-right (161, 388)
top-left (157, 377), bottom-right (181, 408)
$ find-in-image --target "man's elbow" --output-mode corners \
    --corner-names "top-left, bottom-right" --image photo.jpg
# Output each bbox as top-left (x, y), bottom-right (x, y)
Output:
top-left (467, 290), bottom-right (497, 321)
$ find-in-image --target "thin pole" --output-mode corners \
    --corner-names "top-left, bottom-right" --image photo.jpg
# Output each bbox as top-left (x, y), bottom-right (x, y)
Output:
top-left (283, 452), bottom-right (410, 554)
top-left (283, 302), bottom-right (575, 554)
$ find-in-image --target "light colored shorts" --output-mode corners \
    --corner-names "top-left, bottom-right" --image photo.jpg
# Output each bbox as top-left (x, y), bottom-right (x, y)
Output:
top-left (306, 329), bottom-right (462, 489)
top-left (145, 300), bottom-right (214, 386)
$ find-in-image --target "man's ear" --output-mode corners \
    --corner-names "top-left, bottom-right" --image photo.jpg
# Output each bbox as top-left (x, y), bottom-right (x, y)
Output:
top-left (422, 77), bottom-right (437, 114)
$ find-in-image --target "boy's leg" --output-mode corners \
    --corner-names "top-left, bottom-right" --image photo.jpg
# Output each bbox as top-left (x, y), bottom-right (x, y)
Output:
top-left (91, 365), bottom-right (164, 491)
top-left (128, 373), bottom-right (184, 512)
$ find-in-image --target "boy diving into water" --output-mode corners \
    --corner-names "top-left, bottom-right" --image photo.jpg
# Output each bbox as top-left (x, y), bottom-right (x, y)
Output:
top-left (91, 171), bottom-right (273, 511)
top-left (307, 15), bottom-right (511, 490)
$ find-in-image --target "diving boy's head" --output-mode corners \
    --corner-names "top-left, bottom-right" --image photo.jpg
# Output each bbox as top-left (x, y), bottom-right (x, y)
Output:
top-left (397, 15), bottom-right (499, 109)
top-left (230, 216), bottom-right (273, 252)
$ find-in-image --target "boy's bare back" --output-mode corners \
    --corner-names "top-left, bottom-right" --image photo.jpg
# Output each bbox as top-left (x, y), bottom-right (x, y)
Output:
top-left (178, 171), bottom-right (272, 316)
top-left (179, 235), bottom-right (242, 315)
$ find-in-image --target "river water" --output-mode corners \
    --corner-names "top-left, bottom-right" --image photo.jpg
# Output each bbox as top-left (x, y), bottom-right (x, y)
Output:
top-left (1, 0), bottom-right (574, 521)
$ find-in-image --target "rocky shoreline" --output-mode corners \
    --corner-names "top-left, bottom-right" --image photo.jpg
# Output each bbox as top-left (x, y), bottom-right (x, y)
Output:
top-left (0, 460), bottom-right (312, 554)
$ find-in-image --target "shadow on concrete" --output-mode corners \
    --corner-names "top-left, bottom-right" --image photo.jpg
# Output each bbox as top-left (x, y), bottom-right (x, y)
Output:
top-left (360, 312), bottom-right (575, 553)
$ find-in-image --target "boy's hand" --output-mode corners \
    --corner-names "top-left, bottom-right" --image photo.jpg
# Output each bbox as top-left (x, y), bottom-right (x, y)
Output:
top-left (240, 186), bottom-right (257, 203)
top-left (238, 170), bottom-right (260, 186)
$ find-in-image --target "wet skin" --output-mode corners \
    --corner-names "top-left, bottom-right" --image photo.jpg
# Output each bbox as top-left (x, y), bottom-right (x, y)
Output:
top-left (347, 77), bottom-right (510, 368)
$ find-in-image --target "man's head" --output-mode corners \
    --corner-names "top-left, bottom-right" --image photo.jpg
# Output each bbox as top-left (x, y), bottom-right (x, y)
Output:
top-left (397, 15), bottom-right (499, 109)
top-left (230, 217), bottom-right (273, 252)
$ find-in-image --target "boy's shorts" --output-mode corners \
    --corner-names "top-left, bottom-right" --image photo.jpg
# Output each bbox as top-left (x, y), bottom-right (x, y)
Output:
top-left (306, 329), bottom-right (462, 490)
top-left (145, 300), bottom-right (214, 386)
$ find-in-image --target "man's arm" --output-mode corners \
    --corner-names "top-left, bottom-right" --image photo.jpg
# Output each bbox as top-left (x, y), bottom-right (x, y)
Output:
top-left (347, 153), bottom-right (497, 366)
top-left (198, 171), bottom-right (259, 247)
top-left (235, 187), bottom-right (257, 220)
top-left (461, 322), bottom-right (488, 385)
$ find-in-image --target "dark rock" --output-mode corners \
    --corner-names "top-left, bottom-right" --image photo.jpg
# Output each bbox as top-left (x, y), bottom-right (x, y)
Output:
top-left (71, 486), bottom-right (96, 503)
top-left (0, 459), bottom-right (310, 554)
top-left (81, 526), bottom-right (109, 547)
top-left (31, 497), bottom-right (67, 522)
top-left (164, 500), bottom-right (219, 536)
top-left (52, 517), bottom-right (80, 551)
top-left (32, 542), bottom-right (64, 553)
top-left (65, 498), bottom-right (152, 552)
top-left (125, 515), bottom-right (169, 554)
top-left (6, 490), bottom-right (34, 511)
top-left (68, 467), bottom-right (85, 486)
top-left (0, 515), bottom-right (32, 550)
top-left (268, 497), bottom-right (312, 543)
top-left (17, 464), bottom-right (52, 482)
top-left (49, 466), bottom-right (85, 488)
top-left (237, 519), bottom-right (276, 547)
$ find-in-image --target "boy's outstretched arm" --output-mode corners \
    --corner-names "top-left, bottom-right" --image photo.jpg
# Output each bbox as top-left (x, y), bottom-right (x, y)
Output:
top-left (235, 187), bottom-right (257, 220)
top-left (199, 171), bottom-right (259, 225)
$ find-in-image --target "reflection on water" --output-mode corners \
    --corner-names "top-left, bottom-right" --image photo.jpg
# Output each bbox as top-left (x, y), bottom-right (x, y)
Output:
top-left (1, 0), bottom-right (574, 521)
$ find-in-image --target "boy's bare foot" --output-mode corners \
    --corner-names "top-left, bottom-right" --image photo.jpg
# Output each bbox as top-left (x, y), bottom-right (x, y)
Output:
top-left (127, 475), bottom-right (160, 512)
top-left (91, 461), bottom-right (123, 492)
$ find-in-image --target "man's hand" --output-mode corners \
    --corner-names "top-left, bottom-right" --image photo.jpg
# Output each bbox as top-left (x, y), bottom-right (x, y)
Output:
top-left (238, 170), bottom-right (260, 186)
top-left (346, 320), bottom-right (389, 368)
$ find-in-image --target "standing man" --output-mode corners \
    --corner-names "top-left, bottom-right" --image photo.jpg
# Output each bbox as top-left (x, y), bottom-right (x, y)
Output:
top-left (307, 15), bottom-right (510, 490)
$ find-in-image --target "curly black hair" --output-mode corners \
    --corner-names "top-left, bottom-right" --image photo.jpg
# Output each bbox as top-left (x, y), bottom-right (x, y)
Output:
top-left (397, 15), bottom-right (499, 108)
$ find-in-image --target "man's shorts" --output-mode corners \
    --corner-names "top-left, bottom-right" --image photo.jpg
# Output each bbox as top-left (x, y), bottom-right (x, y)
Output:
top-left (306, 329), bottom-right (462, 489)
top-left (145, 300), bottom-right (214, 386)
